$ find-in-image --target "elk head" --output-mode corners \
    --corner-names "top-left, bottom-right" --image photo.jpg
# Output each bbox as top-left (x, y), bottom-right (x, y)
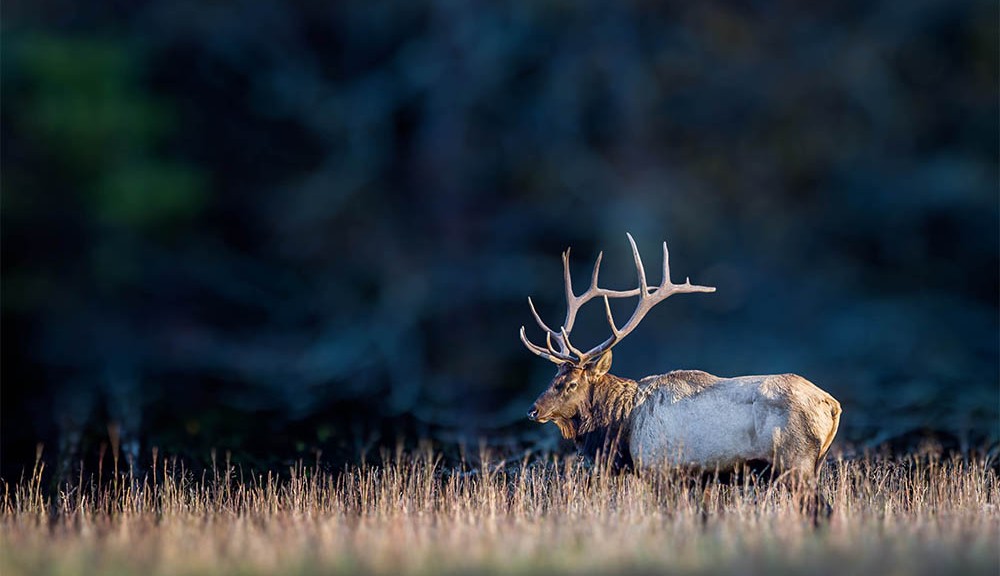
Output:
top-left (521, 233), bottom-right (715, 438)
top-left (526, 350), bottom-right (614, 438)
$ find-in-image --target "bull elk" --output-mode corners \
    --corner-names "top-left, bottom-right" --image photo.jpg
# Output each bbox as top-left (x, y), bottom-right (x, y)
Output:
top-left (521, 234), bottom-right (842, 480)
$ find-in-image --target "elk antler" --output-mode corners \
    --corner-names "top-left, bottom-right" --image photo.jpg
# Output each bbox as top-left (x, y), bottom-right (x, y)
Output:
top-left (520, 233), bottom-right (715, 365)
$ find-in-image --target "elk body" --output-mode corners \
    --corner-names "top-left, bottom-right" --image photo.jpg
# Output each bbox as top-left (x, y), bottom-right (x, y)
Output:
top-left (521, 234), bottom-right (842, 478)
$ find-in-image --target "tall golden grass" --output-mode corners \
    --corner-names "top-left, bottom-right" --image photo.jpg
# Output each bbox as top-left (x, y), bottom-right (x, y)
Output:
top-left (2, 444), bottom-right (997, 575)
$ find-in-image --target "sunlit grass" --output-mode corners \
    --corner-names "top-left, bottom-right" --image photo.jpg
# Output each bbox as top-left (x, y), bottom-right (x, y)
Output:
top-left (2, 444), bottom-right (997, 575)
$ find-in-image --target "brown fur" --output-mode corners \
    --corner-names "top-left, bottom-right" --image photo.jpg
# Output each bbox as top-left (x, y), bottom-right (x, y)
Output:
top-left (577, 374), bottom-right (637, 436)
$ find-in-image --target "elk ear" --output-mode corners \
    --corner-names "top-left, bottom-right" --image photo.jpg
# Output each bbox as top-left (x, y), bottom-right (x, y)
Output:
top-left (590, 350), bottom-right (613, 377)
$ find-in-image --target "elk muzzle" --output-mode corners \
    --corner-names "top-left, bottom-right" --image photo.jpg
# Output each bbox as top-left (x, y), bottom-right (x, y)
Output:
top-left (528, 405), bottom-right (551, 423)
top-left (527, 395), bottom-right (557, 423)
top-left (528, 402), bottom-right (552, 424)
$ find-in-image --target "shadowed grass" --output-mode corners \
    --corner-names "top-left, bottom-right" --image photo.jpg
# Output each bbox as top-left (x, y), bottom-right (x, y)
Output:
top-left (1, 445), bottom-right (997, 575)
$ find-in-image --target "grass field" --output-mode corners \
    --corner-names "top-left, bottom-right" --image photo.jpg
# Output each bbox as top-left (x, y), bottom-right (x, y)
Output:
top-left (2, 445), bottom-right (997, 576)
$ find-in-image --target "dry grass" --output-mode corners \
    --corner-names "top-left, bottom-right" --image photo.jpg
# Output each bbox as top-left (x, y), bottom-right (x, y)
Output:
top-left (2, 444), bottom-right (997, 576)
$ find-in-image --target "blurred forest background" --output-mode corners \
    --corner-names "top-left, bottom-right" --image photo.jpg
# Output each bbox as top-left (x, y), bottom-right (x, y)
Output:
top-left (3, 0), bottom-right (997, 479)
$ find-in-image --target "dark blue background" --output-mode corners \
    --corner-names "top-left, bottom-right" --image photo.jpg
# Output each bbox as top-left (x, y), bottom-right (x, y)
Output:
top-left (3, 0), bottom-right (997, 477)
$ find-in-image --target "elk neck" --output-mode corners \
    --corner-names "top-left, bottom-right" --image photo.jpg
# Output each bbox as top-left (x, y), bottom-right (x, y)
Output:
top-left (579, 372), bottom-right (639, 433)
top-left (572, 372), bottom-right (639, 471)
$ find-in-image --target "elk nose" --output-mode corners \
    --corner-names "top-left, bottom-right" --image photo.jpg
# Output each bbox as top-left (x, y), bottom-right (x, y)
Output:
top-left (527, 409), bottom-right (539, 421)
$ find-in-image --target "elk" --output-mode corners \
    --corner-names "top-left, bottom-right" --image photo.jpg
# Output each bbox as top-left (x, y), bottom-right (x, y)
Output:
top-left (521, 234), bottom-right (842, 480)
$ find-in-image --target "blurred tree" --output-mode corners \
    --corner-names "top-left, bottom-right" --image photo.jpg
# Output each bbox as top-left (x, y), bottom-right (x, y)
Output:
top-left (20, 35), bottom-right (205, 231)
top-left (1, 0), bottom-right (996, 478)
top-left (5, 32), bottom-right (207, 476)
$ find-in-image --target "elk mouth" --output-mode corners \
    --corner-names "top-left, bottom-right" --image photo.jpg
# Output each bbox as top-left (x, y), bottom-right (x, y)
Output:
top-left (527, 408), bottom-right (552, 423)
top-left (529, 408), bottom-right (577, 439)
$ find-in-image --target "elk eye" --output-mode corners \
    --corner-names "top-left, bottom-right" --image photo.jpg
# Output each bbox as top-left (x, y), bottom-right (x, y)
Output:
top-left (566, 381), bottom-right (578, 391)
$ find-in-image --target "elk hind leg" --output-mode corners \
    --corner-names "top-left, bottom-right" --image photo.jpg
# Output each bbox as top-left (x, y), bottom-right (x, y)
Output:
top-left (773, 451), bottom-right (831, 525)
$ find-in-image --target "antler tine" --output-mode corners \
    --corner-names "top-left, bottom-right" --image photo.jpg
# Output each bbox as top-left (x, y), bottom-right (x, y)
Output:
top-left (661, 241), bottom-right (670, 286)
top-left (520, 326), bottom-right (553, 359)
top-left (626, 232), bottom-right (649, 296)
top-left (590, 251), bottom-right (603, 290)
top-left (560, 326), bottom-right (587, 360)
top-left (519, 326), bottom-right (573, 364)
top-left (529, 294), bottom-right (582, 359)
top-left (545, 332), bottom-right (566, 359)
top-left (527, 297), bottom-right (558, 337)
top-left (602, 295), bottom-right (620, 335)
top-left (577, 293), bottom-right (627, 364)
top-left (561, 248), bottom-right (575, 330)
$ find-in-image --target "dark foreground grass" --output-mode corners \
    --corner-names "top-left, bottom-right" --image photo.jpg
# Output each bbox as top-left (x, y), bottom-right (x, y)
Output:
top-left (1, 445), bottom-right (997, 576)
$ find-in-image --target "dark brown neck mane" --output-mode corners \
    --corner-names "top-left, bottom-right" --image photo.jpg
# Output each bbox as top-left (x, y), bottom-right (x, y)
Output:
top-left (573, 373), bottom-right (639, 471)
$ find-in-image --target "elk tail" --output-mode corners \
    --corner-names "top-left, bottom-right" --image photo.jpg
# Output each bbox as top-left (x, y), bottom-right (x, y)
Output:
top-left (815, 397), bottom-right (842, 475)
